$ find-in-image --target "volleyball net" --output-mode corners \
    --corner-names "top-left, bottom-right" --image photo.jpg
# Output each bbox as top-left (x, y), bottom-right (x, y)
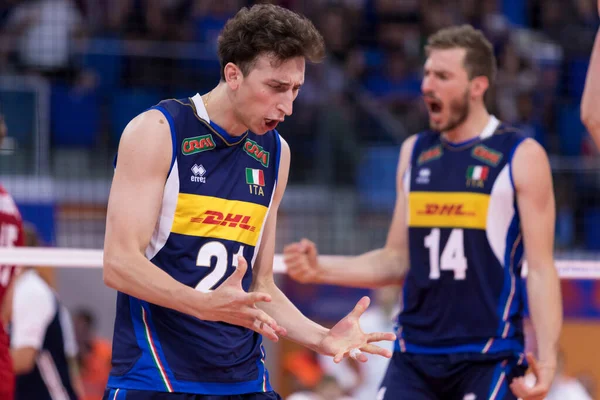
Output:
top-left (1, 246), bottom-right (600, 279)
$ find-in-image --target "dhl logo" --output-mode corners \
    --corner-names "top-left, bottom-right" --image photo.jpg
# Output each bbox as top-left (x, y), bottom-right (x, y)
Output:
top-left (182, 134), bottom-right (216, 155)
top-left (471, 145), bottom-right (503, 167)
top-left (172, 194), bottom-right (267, 246)
top-left (409, 192), bottom-right (489, 229)
top-left (191, 211), bottom-right (256, 232)
top-left (417, 203), bottom-right (476, 216)
top-left (244, 139), bottom-right (270, 167)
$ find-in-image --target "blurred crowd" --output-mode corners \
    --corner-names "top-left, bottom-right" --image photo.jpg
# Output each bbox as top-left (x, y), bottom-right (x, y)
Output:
top-left (0, 0), bottom-right (599, 251)
top-left (0, 0), bottom-right (598, 155)
top-left (1, 3), bottom-right (600, 398)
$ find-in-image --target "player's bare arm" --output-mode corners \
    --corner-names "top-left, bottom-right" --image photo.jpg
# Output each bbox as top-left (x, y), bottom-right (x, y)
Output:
top-left (103, 110), bottom-right (282, 340)
top-left (283, 134), bottom-right (417, 288)
top-left (509, 139), bottom-right (562, 400)
top-left (251, 137), bottom-right (396, 361)
top-left (11, 347), bottom-right (36, 374)
top-left (581, 0), bottom-right (600, 149)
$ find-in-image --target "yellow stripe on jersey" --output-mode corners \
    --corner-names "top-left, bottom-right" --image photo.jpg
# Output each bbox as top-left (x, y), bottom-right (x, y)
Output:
top-left (171, 194), bottom-right (267, 246)
top-left (408, 192), bottom-right (490, 229)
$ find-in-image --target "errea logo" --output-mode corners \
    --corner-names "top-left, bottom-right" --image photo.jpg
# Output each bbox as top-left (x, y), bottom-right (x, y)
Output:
top-left (416, 168), bottom-right (431, 184)
top-left (191, 164), bottom-right (206, 183)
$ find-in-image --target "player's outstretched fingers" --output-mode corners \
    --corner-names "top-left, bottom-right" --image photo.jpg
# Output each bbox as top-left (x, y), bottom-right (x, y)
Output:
top-left (360, 343), bottom-right (393, 359)
top-left (250, 307), bottom-right (279, 333)
top-left (366, 331), bottom-right (396, 343)
top-left (253, 319), bottom-right (279, 342)
top-left (274, 324), bottom-right (288, 337)
top-left (349, 296), bottom-right (371, 319)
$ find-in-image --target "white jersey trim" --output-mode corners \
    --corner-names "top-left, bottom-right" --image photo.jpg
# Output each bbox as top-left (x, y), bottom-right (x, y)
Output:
top-left (486, 165), bottom-right (515, 267)
top-left (145, 159), bottom-right (180, 260)
top-left (59, 304), bottom-right (78, 358)
top-left (37, 349), bottom-right (70, 400)
top-left (480, 115), bottom-right (500, 140)
top-left (191, 93), bottom-right (210, 122)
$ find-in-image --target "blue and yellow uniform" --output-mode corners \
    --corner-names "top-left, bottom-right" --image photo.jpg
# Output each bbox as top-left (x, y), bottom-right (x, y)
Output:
top-left (380, 117), bottom-right (528, 400)
top-left (104, 94), bottom-right (282, 400)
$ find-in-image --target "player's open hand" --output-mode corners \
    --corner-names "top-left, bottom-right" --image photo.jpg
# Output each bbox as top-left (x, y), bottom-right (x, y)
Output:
top-left (283, 239), bottom-right (320, 283)
top-left (318, 296), bottom-right (396, 363)
top-left (509, 353), bottom-right (556, 400)
top-left (203, 256), bottom-right (287, 342)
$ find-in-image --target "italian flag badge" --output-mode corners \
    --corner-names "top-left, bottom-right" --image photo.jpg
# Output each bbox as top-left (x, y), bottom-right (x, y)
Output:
top-left (246, 168), bottom-right (265, 186)
top-left (466, 165), bottom-right (489, 181)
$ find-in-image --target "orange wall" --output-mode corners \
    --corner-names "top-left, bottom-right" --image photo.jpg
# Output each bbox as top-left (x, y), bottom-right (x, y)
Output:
top-left (560, 320), bottom-right (600, 399)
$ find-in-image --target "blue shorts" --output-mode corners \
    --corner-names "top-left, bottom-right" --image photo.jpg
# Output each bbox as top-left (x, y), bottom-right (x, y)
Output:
top-left (103, 389), bottom-right (282, 400)
top-left (378, 352), bottom-right (527, 400)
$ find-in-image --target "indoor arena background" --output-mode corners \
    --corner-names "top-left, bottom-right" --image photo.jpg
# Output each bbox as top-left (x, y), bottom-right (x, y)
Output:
top-left (1, 0), bottom-right (600, 399)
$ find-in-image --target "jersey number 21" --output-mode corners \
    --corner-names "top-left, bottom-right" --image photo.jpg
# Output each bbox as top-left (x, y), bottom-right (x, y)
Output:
top-left (194, 241), bottom-right (245, 292)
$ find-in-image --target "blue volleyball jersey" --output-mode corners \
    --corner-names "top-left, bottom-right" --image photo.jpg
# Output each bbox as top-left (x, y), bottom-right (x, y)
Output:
top-left (396, 116), bottom-right (528, 357)
top-left (107, 94), bottom-right (282, 395)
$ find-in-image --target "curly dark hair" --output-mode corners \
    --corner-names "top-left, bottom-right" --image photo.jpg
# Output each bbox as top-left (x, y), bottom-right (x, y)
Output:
top-left (217, 4), bottom-right (325, 80)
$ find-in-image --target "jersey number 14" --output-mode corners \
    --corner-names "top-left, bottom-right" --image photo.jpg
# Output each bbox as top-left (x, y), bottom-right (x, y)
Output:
top-left (424, 228), bottom-right (467, 280)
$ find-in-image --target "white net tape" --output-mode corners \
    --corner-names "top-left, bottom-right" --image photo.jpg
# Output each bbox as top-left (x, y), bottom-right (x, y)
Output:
top-left (0, 247), bottom-right (599, 279)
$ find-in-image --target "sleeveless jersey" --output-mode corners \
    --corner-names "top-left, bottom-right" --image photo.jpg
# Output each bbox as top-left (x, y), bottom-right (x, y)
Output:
top-left (396, 117), bottom-right (527, 358)
top-left (0, 184), bottom-right (24, 395)
top-left (107, 94), bottom-right (282, 395)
